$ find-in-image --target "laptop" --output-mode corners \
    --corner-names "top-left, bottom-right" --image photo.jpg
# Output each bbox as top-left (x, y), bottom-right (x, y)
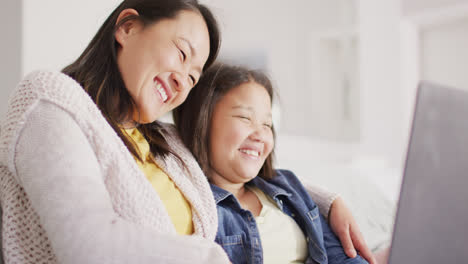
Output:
top-left (388, 81), bottom-right (468, 263)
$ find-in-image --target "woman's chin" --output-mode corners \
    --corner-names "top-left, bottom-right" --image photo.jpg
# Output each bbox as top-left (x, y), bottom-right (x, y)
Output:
top-left (138, 114), bottom-right (159, 124)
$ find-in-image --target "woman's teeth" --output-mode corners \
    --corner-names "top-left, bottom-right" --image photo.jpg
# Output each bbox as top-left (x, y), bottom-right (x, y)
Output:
top-left (155, 82), bottom-right (168, 102)
top-left (240, 149), bottom-right (260, 157)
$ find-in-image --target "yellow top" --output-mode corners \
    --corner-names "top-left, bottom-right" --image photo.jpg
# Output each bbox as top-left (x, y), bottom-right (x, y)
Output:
top-left (124, 127), bottom-right (194, 235)
top-left (249, 186), bottom-right (308, 264)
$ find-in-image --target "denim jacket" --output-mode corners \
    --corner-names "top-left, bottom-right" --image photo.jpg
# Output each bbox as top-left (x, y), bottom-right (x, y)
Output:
top-left (211, 169), bottom-right (368, 264)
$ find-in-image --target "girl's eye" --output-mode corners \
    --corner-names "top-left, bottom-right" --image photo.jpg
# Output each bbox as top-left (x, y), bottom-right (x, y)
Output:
top-left (264, 123), bottom-right (272, 128)
top-left (190, 75), bottom-right (196, 85)
top-left (235, 115), bottom-right (250, 121)
top-left (180, 49), bottom-right (187, 61)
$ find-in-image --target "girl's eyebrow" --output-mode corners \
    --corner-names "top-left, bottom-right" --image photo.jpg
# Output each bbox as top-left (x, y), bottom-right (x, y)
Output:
top-left (232, 105), bottom-right (272, 118)
top-left (232, 105), bottom-right (253, 111)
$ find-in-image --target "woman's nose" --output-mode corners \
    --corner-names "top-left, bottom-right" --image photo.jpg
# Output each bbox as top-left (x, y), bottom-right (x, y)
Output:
top-left (171, 72), bottom-right (190, 92)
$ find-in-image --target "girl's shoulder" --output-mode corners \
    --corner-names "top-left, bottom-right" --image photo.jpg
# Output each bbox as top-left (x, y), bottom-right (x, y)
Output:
top-left (271, 169), bottom-right (303, 186)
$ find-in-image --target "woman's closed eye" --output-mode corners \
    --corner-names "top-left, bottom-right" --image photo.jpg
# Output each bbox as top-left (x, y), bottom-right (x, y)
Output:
top-left (176, 46), bottom-right (197, 85)
top-left (189, 75), bottom-right (196, 86)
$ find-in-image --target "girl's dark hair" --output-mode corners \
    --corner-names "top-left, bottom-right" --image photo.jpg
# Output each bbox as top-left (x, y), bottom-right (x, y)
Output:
top-left (173, 63), bottom-right (277, 181)
top-left (62, 0), bottom-right (221, 162)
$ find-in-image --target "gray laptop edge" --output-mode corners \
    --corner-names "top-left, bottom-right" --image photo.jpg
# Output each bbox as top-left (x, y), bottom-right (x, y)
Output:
top-left (388, 81), bottom-right (468, 263)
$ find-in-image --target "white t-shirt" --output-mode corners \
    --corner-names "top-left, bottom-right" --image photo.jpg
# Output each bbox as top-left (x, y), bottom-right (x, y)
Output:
top-left (249, 186), bottom-right (308, 264)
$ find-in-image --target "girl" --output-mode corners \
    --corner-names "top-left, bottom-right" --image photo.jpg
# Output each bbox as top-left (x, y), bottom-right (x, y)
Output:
top-left (174, 63), bottom-right (372, 264)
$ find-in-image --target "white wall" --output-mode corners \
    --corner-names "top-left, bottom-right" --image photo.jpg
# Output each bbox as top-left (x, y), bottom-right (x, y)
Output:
top-left (421, 16), bottom-right (468, 90)
top-left (403, 0), bottom-right (468, 16)
top-left (0, 0), bottom-right (121, 120)
top-left (22, 0), bottom-right (121, 74)
top-left (358, 0), bottom-right (407, 169)
top-left (305, 0), bottom-right (360, 142)
top-left (0, 0), bottom-right (22, 121)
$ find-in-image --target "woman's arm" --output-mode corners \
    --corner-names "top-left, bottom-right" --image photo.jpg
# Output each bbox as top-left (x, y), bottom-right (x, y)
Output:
top-left (304, 184), bottom-right (376, 264)
top-left (320, 213), bottom-right (369, 264)
top-left (303, 183), bottom-right (339, 218)
top-left (15, 101), bottom-right (229, 264)
top-left (329, 197), bottom-right (377, 264)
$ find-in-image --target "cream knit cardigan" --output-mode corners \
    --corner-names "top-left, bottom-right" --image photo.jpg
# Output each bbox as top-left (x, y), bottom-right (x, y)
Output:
top-left (0, 71), bottom-right (230, 263)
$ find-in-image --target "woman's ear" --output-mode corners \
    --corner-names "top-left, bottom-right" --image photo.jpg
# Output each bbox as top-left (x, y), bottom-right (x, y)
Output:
top-left (115, 8), bottom-right (142, 47)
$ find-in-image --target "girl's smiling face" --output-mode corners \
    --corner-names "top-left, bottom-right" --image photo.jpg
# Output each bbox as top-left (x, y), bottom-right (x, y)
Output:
top-left (208, 81), bottom-right (274, 185)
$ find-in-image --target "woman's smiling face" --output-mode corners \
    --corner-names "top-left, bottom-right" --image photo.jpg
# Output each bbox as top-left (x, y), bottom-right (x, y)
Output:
top-left (115, 9), bottom-right (210, 124)
top-left (208, 81), bottom-right (274, 185)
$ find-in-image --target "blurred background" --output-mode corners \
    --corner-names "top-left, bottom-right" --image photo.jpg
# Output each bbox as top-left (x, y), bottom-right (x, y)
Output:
top-left (2, 0), bottom-right (468, 251)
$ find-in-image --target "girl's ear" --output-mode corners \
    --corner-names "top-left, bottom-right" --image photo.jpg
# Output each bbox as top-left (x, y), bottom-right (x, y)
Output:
top-left (115, 8), bottom-right (142, 47)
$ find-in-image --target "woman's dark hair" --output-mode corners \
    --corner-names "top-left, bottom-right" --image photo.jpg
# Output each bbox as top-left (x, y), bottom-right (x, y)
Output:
top-left (173, 63), bottom-right (277, 180)
top-left (63, 0), bottom-right (221, 162)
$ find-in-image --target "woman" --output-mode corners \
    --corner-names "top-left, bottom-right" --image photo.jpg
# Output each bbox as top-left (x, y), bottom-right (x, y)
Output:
top-left (0, 0), bottom-right (227, 263)
top-left (173, 63), bottom-right (373, 264)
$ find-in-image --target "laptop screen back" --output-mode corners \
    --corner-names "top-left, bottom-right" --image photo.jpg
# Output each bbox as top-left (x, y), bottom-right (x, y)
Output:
top-left (389, 82), bottom-right (468, 263)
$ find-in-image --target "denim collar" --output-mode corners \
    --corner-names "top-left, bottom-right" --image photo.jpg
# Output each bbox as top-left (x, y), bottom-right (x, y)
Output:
top-left (210, 184), bottom-right (234, 204)
top-left (250, 176), bottom-right (292, 199)
top-left (210, 176), bottom-right (292, 205)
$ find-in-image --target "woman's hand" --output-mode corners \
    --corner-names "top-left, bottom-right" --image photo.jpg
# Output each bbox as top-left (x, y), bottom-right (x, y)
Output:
top-left (328, 197), bottom-right (377, 264)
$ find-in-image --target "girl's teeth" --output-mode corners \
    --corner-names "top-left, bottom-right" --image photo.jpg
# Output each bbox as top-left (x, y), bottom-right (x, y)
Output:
top-left (155, 82), bottom-right (168, 102)
top-left (240, 149), bottom-right (259, 157)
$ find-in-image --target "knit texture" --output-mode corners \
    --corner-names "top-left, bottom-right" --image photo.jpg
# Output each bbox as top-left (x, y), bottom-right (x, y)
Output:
top-left (0, 71), bottom-right (218, 263)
